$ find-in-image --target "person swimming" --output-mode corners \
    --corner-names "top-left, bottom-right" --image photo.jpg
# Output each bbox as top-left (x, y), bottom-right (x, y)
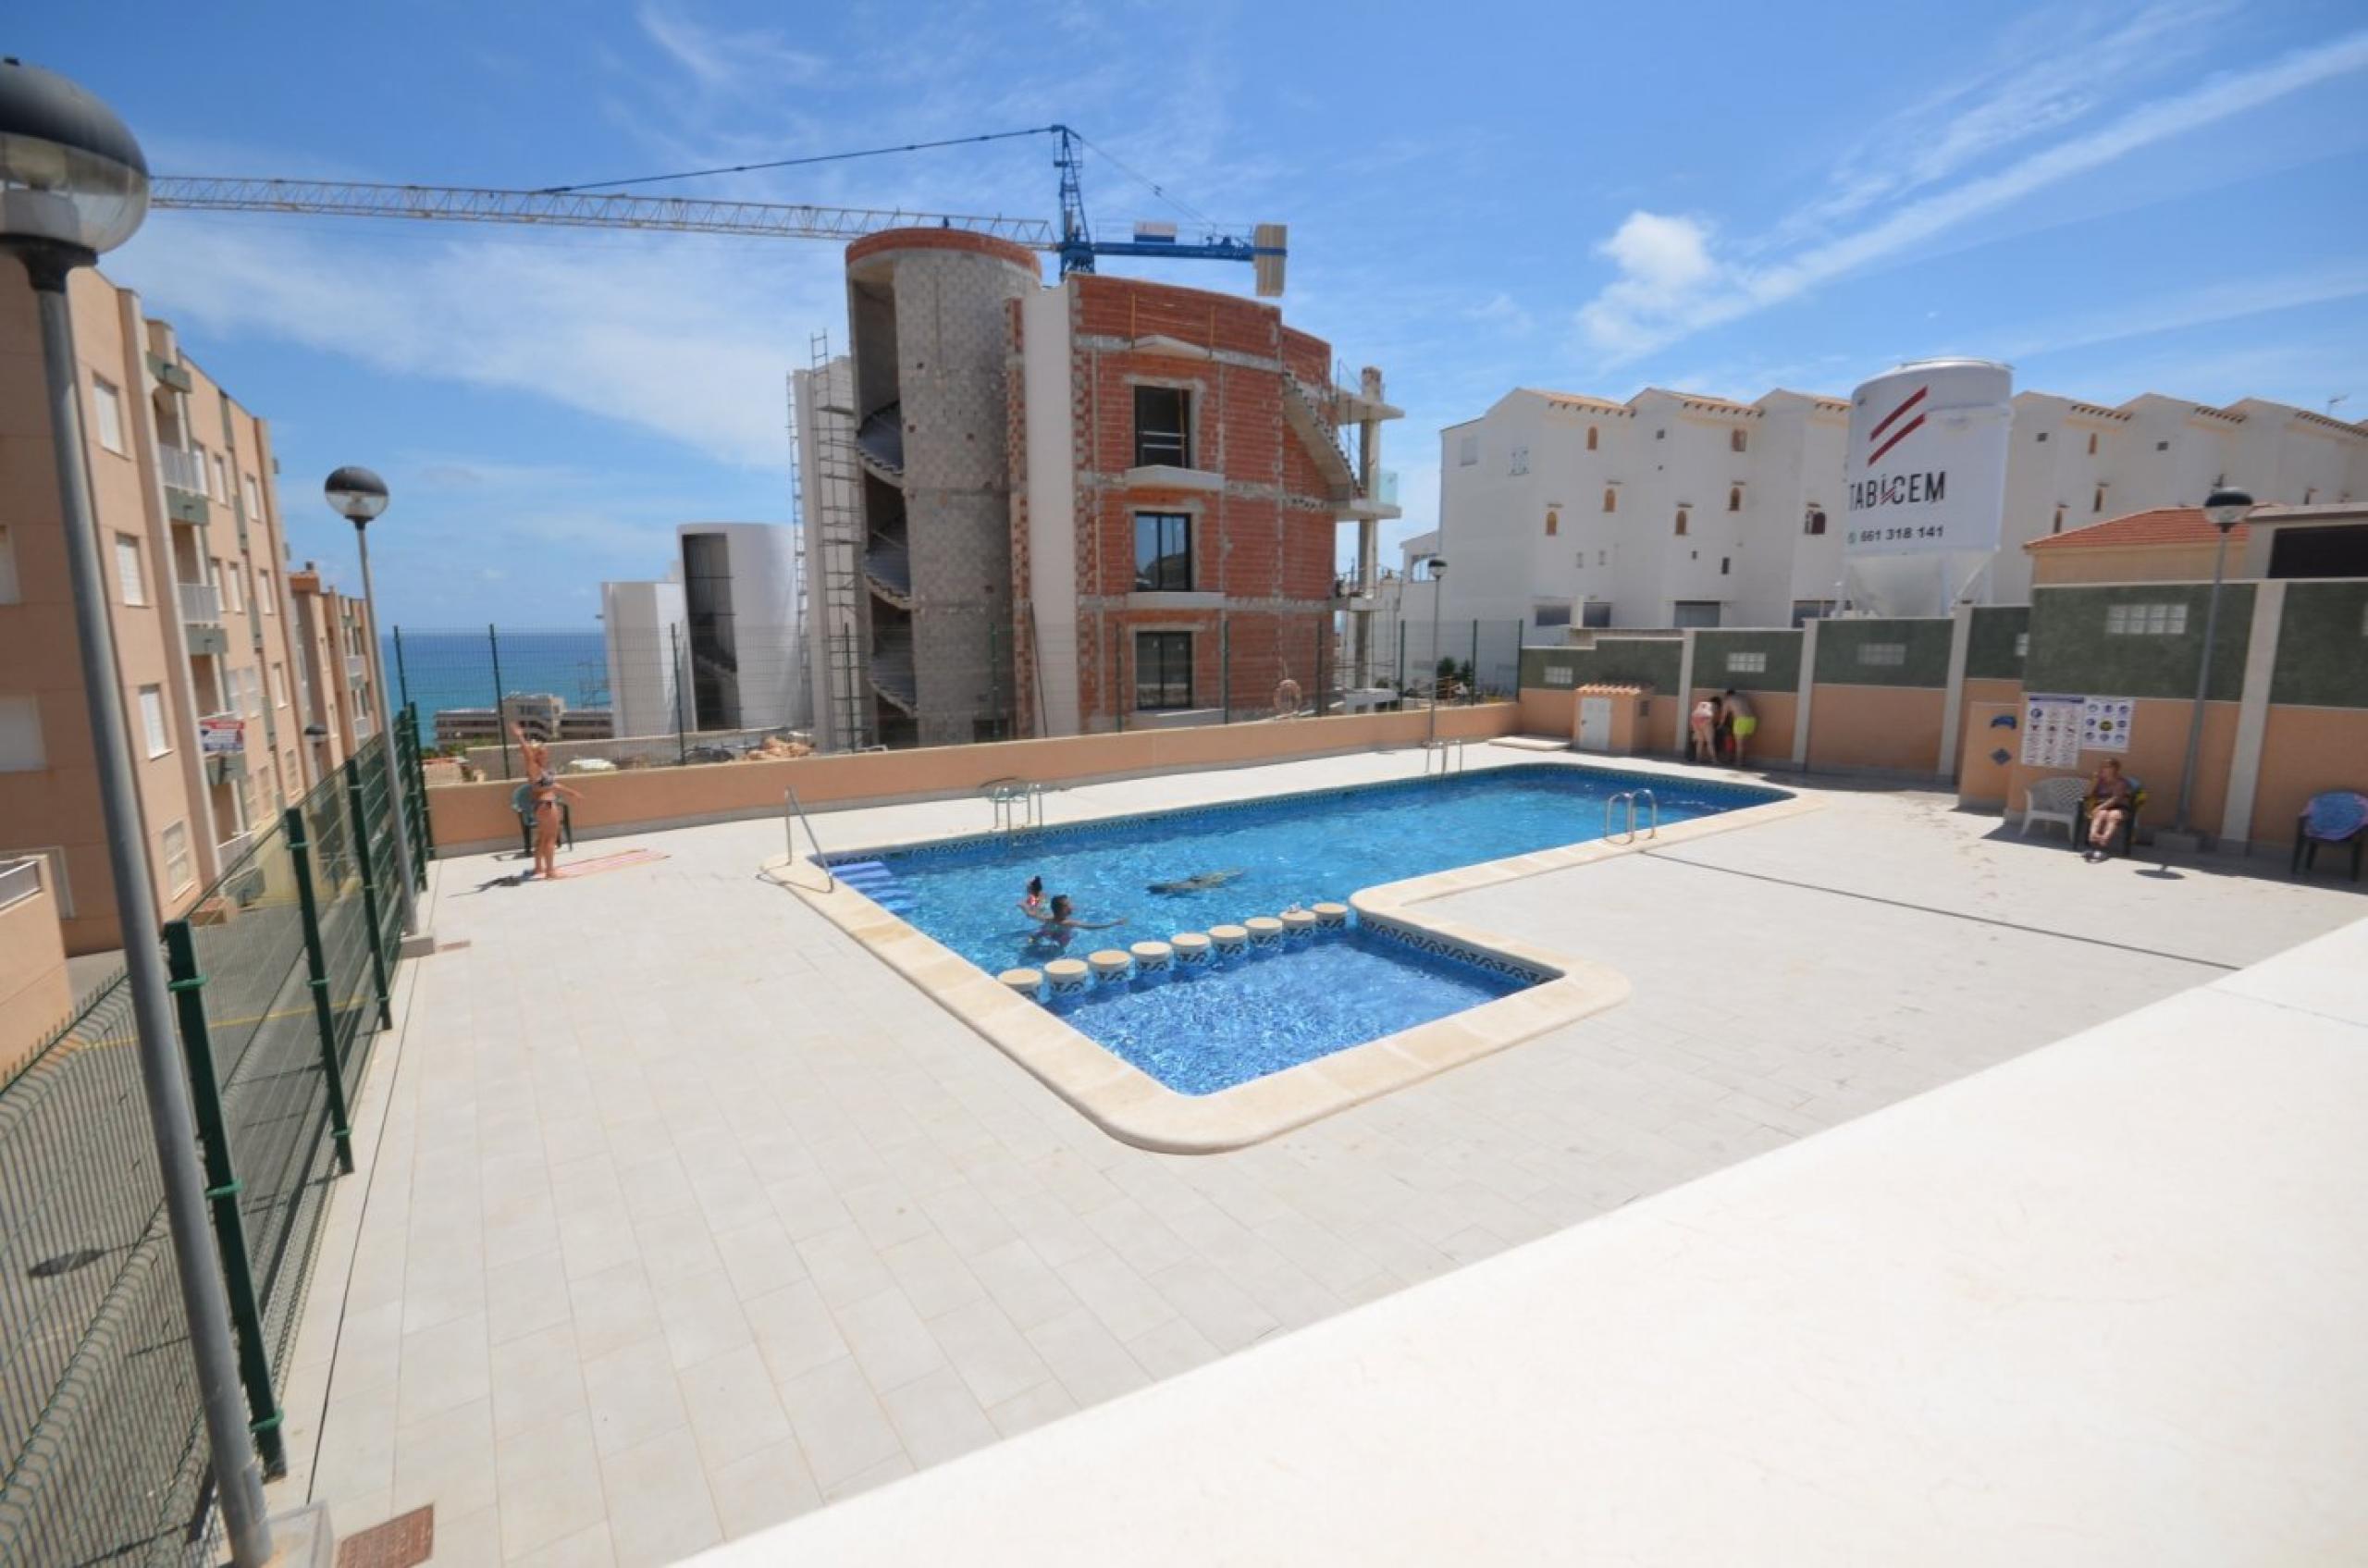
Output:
top-left (1019, 875), bottom-right (1046, 914)
top-left (1146, 869), bottom-right (1245, 895)
top-left (1021, 893), bottom-right (1124, 950)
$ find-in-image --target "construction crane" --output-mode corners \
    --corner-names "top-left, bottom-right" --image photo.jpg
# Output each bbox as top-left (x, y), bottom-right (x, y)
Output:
top-left (149, 126), bottom-right (1288, 294)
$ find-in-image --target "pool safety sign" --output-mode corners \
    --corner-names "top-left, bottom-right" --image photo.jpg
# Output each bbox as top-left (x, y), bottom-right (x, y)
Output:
top-left (2080, 696), bottom-right (2134, 753)
top-left (2021, 694), bottom-right (2081, 769)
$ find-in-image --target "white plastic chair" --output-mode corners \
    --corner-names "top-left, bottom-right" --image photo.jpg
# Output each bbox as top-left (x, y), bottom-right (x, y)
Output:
top-left (2020, 775), bottom-right (2085, 842)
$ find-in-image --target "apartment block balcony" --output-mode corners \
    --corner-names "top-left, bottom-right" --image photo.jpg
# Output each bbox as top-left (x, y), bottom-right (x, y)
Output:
top-left (180, 581), bottom-right (229, 656)
top-left (156, 446), bottom-right (211, 525)
top-left (1343, 468), bottom-right (1403, 523)
top-left (347, 654), bottom-right (368, 682)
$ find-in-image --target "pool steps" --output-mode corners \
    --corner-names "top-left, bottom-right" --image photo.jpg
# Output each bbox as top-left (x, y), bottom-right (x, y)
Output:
top-left (831, 859), bottom-right (918, 913)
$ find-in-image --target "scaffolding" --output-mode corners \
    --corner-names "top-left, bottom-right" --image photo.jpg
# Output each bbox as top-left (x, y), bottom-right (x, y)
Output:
top-left (807, 333), bottom-right (872, 751)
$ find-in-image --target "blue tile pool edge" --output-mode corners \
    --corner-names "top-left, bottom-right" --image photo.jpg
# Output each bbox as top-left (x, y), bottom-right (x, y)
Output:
top-left (765, 757), bottom-right (1819, 1153)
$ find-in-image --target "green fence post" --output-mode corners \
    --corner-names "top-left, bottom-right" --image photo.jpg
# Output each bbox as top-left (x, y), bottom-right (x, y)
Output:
top-left (284, 806), bottom-right (356, 1175)
top-left (392, 623), bottom-right (411, 712)
top-left (344, 755), bottom-right (392, 1027)
top-left (1469, 619), bottom-right (1480, 705)
top-left (1219, 615), bottom-right (1230, 722)
top-left (490, 623), bottom-right (512, 780)
top-left (164, 920), bottom-right (289, 1479)
top-left (671, 622), bottom-right (687, 764)
top-left (405, 702), bottom-right (435, 862)
top-left (1397, 620), bottom-right (1406, 693)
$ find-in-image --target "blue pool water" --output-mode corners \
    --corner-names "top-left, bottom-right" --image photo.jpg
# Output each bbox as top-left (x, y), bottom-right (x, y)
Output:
top-left (826, 763), bottom-right (1782, 1093)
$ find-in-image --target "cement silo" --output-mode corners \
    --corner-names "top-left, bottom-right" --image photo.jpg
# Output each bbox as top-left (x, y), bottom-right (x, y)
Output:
top-left (1843, 359), bottom-right (2013, 617)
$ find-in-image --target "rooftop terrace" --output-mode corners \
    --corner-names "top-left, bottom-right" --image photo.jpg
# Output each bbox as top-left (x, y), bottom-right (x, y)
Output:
top-left (268, 745), bottom-right (2362, 1564)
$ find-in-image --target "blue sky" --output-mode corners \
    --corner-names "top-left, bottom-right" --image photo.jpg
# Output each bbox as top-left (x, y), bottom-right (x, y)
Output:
top-left (20, 0), bottom-right (2368, 625)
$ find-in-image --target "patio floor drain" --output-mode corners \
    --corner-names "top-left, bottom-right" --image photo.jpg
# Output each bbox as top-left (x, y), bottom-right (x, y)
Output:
top-left (337, 1506), bottom-right (431, 1568)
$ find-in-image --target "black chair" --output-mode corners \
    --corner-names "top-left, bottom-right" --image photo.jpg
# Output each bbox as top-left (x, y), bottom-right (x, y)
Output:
top-left (512, 784), bottom-right (574, 859)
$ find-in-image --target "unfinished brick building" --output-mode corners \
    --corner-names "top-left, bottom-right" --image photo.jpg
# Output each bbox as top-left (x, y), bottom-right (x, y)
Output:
top-left (798, 228), bottom-right (1397, 748)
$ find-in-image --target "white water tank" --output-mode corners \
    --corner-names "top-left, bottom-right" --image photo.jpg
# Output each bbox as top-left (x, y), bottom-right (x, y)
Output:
top-left (1843, 359), bottom-right (2013, 617)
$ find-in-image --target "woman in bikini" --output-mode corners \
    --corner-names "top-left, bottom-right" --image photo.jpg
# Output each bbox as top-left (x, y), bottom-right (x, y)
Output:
top-left (1021, 894), bottom-right (1124, 952)
top-left (514, 721), bottom-right (582, 881)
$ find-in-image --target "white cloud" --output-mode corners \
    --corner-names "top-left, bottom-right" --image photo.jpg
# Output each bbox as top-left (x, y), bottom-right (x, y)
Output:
top-left (115, 216), bottom-right (843, 469)
top-left (636, 2), bottom-right (826, 93)
top-left (1574, 26), bottom-right (2368, 364)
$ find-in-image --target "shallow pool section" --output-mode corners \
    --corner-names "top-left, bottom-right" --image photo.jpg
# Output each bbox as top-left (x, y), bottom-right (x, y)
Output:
top-left (822, 762), bottom-right (1782, 1094)
top-left (1050, 928), bottom-right (1530, 1094)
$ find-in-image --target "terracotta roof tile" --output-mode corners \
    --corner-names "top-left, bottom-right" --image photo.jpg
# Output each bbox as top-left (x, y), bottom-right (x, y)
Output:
top-left (2024, 506), bottom-right (2248, 552)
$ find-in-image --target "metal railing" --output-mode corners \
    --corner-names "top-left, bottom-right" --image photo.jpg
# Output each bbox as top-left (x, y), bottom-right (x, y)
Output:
top-left (179, 580), bottom-right (222, 624)
top-left (0, 856), bottom-right (39, 912)
top-left (783, 786), bottom-right (832, 891)
top-left (1603, 787), bottom-right (1659, 845)
top-left (1422, 737), bottom-right (1467, 776)
top-left (154, 445), bottom-right (205, 495)
top-left (346, 654), bottom-right (366, 681)
top-left (982, 777), bottom-right (1044, 833)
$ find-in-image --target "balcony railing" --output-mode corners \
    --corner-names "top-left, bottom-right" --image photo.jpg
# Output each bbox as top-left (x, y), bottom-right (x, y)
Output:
top-left (346, 654), bottom-right (367, 681)
top-left (156, 445), bottom-right (205, 495)
top-left (179, 580), bottom-right (222, 624)
top-left (0, 856), bottom-right (42, 912)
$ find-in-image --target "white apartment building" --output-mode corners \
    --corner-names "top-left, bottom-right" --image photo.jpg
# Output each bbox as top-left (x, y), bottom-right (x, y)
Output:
top-left (1432, 385), bottom-right (2368, 634)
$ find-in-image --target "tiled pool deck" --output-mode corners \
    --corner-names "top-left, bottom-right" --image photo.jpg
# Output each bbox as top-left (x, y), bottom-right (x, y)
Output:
top-left (269, 746), bottom-right (2365, 1566)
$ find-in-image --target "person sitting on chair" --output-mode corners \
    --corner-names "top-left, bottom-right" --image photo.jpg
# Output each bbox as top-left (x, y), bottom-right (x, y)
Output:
top-left (2084, 758), bottom-right (2133, 862)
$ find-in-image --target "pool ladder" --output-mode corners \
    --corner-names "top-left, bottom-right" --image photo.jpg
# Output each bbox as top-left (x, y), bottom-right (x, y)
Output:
top-left (783, 785), bottom-right (835, 892)
top-left (1422, 738), bottom-right (1467, 776)
top-left (983, 777), bottom-right (1045, 833)
top-left (1603, 787), bottom-right (1659, 845)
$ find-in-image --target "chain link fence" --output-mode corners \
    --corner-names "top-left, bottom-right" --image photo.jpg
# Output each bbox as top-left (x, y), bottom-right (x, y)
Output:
top-left (0, 723), bottom-right (420, 1568)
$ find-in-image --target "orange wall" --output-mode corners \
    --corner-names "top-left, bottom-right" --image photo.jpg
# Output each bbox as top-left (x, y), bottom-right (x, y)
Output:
top-left (1689, 687), bottom-right (1796, 765)
top-left (1807, 685), bottom-right (1945, 775)
top-left (1517, 685), bottom-right (1577, 737)
top-left (0, 877), bottom-right (73, 1076)
top-left (428, 702), bottom-right (1523, 852)
top-left (2004, 698), bottom-right (2239, 833)
top-left (2251, 707), bottom-right (2368, 851)
top-left (1955, 678), bottom-right (2024, 805)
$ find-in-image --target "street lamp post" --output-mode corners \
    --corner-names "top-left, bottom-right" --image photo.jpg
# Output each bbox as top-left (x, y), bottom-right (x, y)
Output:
top-left (1425, 556), bottom-right (1449, 744)
top-left (2170, 487), bottom-right (2253, 839)
top-left (0, 58), bottom-right (274, 1567)
top-left (326, 467), bottom-right (426, 948)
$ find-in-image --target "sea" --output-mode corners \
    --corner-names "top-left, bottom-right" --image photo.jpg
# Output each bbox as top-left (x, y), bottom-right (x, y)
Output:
top-left (385, 628), bottom-right (609, 747)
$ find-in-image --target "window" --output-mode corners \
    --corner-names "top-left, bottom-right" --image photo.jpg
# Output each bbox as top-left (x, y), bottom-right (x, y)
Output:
top-left (1728, 487), bottom-right (1743, 512)
top-left (1857, 642), bottom-right (1907, 667)
top-left (1597, 549), bottom-right (1608, 565)
top-left (1585, 426), bottom-right (1598, 451)
top-left (1655, 428), bottom-right (1666, 441)
top-left (1730, 428), bottom-right (1747, 453)
top-left (1133, 631), bottom-right (1193, 710)
top-left (1458, 432), bottom-right (1479, 466)
top-left (1601, 488), bottom-right (1617, 513)
top-left (0, 696), bottom-right (43, 772)
top-left (0, 525), bottom-right (17, 603)
top-left (243, 475), bottom-right (261, 518)
top-left (1132, 512), bottom-right (1192, 591)
top-left (1791, 600), bottom-right (1834, 626)
top-left (223, 567), bottom-right (242, 616)
top-left (1804, 509), bottom-right (1827, 536)
top-left (257, 569), bottom-right (274, 613)
top-left (1673, 509), bottom-right (1689, 537)
top-left (1544, 665), bottom-right (1574, 687)
top-left (138, 685), bottom-right (169, 756)
top-left (1581, 601), bottom-right (1612, 629)
top-left (1509, 446), bottom-right (1529, 475)
top-left (1132, 386), bottom-right (1190, 467)
top-left (212, 454), bottom-right (228, 501)
top-left (2086, 432), bottom-right (2098, 455)
top-left (114, 533), bottom-right (146, 606)
top-left (2105, 602), bottom-right (2188, 636)
top-left (269, 662), bottom-right (286, 708)
top-left (2303, 488), bottom-right (2316, 504)
top-left (1671, 600), bottom-right (1721, 629)
top-left (2155, 440), bottom-right (2170, 452)
top-left (1726, 650), bottom-right (1766, 673)
top-left (2014, 632), bottom-right (2030, 659)
top-left (91, 376), bottom-right (126, 454)
top-left (2092, 486), bottom-right (2105, 514)
top-left (1533, 601), bottom-right (1572, 628)
top-left (2052, 507), bottom-right (2066, 535)
top-left (2035, 431), bottom-right (2049, 443)
top-left (1544, 510), bottom-right (1559, 537)
top-left (161, 821), bottom-right (192, 894)
top-left (1720, 556), bottom-right (1731, 575)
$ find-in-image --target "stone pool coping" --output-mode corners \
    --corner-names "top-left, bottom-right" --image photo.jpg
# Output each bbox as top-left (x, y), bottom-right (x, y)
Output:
top-left (762, 758), bottom-right (1819, 1153)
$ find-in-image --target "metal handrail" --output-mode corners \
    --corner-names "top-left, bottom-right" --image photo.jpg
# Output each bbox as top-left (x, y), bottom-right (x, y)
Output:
top-left (1422, 737), bottom-right (1466, 777)
top-left (981, 776), bottom-right (1044, 833)
top-left (783, 785), bottom-right (832, 891)
top-left (1632, 787), bottom-right (1659, 840)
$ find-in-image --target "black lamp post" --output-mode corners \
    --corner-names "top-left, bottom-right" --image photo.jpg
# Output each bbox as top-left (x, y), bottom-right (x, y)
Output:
top-left (2171, 487), bottom-right (2253, 838)
top-left (325, 466), bottom-right (424, 943)
top-left (1425, 556), bottom-right (1449, 744)
top-left (0, 56), bottom-right (273, 1567)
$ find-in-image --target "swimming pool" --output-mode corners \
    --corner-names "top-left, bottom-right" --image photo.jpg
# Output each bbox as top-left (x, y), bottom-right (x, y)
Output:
top-left (821, 762), bottom-right (1782, 1094)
